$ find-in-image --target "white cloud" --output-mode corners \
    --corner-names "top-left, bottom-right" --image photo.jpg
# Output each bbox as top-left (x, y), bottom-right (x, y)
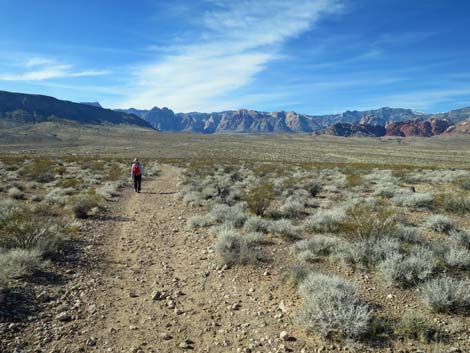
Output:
top-left (118, 0), bottom-right (342, 111)
top-left (0, 57), bottom-right (109, 81)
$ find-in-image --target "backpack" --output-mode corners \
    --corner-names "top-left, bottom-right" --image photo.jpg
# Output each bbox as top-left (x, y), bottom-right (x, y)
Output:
top-left (132, 163), bottom-right (140, 175)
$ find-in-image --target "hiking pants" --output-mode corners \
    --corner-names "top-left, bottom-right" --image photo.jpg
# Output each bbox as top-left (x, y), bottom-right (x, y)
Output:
top-left (133, 175), bottom-right (142, 192)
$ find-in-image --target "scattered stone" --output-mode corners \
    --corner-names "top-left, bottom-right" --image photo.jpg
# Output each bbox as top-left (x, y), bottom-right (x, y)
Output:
top-left (86, 337), bottom-right (97, 346)
top-left (129, 290), bottom-right (138, 298)
top-left (55, 311), bottom-right (72, 322)
top-left (279, 331), bottom-right (289, 341)
top-left (179, 339), bottom-right (193, 349)
top-left (152, 291), bottom-right (166, 301)
top-left (160, 332), bottom-right (173, 340)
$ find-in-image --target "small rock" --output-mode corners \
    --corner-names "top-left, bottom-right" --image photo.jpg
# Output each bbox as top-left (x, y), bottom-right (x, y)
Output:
top-left (179, 339), bottom-right (192, 349)
top-left (55, 311), bottom-right (72, 322)
top-left (160, 332), bottom-right (172, 340)
top-left (279, 331), bottom-right (289, 341)
top-left (129, 290), bottom-right (138, 298)
top-left (86, 337), bottom-right (97, 346)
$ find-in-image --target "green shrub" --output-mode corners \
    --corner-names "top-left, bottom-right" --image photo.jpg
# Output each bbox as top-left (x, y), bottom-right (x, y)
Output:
top-left (208, 203), bottom-right (247, 228)
top-left (268, 219), bottom-right (299, 240)
top-left (293, 235), bottom-right (339, 262)
top-left (69, 194), bottom-right (103, 219)
top-left (394, 313), bottom-right (441, 342)
top-left (421, 276), bottom-right (470, 313)
top-left (298, 272), bottom-right (371, 340)
top-left (340, 204), bottom-right (397, 241)
top-left (425, 215), bottom-right (455, 234)
top-left (243, 183), bottom-right (276, 216)
top-left (0, 248), bottom-right (45, 279)
top-left (436, 193), bottom-right (470, 215)
top-left (392, 192), bottom-right (434, 209)
top-left (0, 203), bottom-right (63, 255)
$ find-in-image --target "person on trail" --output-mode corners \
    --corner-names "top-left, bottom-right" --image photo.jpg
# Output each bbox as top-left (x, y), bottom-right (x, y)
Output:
top-left (131, 158), bottom-right (143, 193)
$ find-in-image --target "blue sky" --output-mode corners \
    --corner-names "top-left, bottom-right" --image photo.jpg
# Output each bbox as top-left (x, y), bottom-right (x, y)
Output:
top-left (1, 0), bottom-right (470, 114)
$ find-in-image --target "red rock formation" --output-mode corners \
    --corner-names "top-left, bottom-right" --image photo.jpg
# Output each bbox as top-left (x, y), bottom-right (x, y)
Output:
top-left (385, 119), bottom-right (452, 137)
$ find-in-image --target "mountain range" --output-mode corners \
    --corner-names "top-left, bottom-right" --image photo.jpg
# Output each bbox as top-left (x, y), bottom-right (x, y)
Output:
top-left (0, 90), bottom-right (152, 128)
top-left (0, 90), bottom-right (469, 136)
top-left (119, 105), bottom-right (470, 134)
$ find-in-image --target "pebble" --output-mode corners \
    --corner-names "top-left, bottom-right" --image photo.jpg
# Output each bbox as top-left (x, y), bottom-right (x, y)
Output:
top-left (55, 311), bottom-right (72, 322)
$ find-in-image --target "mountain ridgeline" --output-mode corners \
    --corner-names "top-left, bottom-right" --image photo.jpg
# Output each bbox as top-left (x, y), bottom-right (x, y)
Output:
top-left (119, 105), bottom-right (470, 135)
top-left (0, 91), bottom-right (152, 128)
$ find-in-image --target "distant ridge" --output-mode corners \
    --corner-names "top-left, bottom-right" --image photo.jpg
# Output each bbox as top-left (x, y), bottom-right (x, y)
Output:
top-left (117, 105), bottom-right (470, 134)
top-left (0, 90), bottom-right (152, 128)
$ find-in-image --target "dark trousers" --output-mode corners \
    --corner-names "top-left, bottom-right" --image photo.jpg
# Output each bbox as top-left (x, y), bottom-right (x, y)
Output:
top-left (133, 175), bottom-right (142, 192)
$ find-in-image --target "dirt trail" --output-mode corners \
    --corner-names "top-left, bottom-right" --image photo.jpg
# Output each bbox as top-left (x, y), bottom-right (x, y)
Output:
top-left (50, 165), bottom-right (310, 353)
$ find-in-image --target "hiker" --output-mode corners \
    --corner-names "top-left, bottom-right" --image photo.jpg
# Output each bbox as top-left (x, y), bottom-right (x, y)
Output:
top-left (131, 158), bottom-right (143, 193)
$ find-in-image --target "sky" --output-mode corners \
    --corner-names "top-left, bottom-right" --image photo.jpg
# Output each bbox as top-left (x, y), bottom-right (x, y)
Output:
top-left (1, 0), bottom-right (470, 114)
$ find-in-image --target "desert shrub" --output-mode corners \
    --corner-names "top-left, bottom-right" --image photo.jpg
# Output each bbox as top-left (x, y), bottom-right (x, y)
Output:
top-left (31, 195), bottom-right (44, 202)
top-left (279, 197), bottom-right (305, 218)
top-left (97, 182), bottom-right (121, 199)
top-left (208, 203), bottom-right (247, 228)
top-left (373, 184), bottom-right (398, 199)
top-left (395, 225), bottom-right (425, 243)
top-left (444, 242), bottom-right (470, 270)
top-left (378, 247), bottom-right (437, 287)
top-left (343, 238), bottom-right (401, 269)
top-left (187, 214), bottom-right (214, 229)
top-left (450, 229), bottom-right (470, 249)
top-left (281, 265), bottom-right (310, 287)
top-left (182, 191), bottom-right (204, 206)
top-left (244, 232), bottom-right (266, 244)
top-left (56, 177), bottom-right (83, 189)
top-left (436, 193), bottom-right (470, 215)
top-left (0, 248), bottom-right (45, 279)
top-left (20, 159), bottom-right (55, 183)
top-left (215, 228), bottom-right (259, 265)
top-left (461, 177), bottom-right (470, 191)
top-left (304, 208), bottom-right (346, 233)
top-left (340, 204), bottom-right (397, 241)
top-left (301, 180), bottom-right (322, 197)
top-left (104, 163), bottom-right (123, 181)
top-left (0, 203), bottom-right (63, 255)
top-left (392, 192), bottom-right (434, 209)
top-left (8, 187), bottom-right (26, 200)
top-left (346, 174), bottom-right (363, 187)
top-left (425, 215), bottom-right (455, 234)
top-left (243, 216), bottom-right (270, 233)
top-left (421, 276), bottom-right (470, 313)
top-left (293, 235), bottom-right (338, 262)
top-left (298, 272), bottom-right (371, 340)
top-left (268, 219), bottom-right (299, 240)
top-left (69, 194), bottom-right (103, 219)
top-left (395, 313), bottom-right (441, 342)
top-left (243, 182), bottom-right (276, 216)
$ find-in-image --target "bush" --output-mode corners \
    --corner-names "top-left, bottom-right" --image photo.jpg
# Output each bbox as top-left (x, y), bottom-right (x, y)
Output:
top-left (378, 247), bottom-right (437, 287)
top-left (392, 192), bottom-right (434, 209)
top-left (340, 204), bottom-right (397, 241)
top-left (281, 265), bottom-right (310, 287)
top-left (301, 180), bottom-right (322, 197)
top-left (450, 229), bottom-right (470, 249)
top-left (243, 183), bottom-right (276, 216)
top-left (395, 225), bottom-right (425, 243)
top-left (425, 215), bottom-right (455, 234)
top-left (304, 208), bottom-right (346, 233)
top-left (208, 203), bottom-right (247, 228)
top-left (293, 235), bottom-right (338, 262)
top-left (187, 214), bottom-right (214, 229)
top-left (421, 276), bottom-right (470, 313)
top-left (0, 248), bottom-right (45, 279)
top-left (69, 194), bottom-right (103, 219)
top-left (395, 313), bottom-right (441, 342)
top-left (346, 174), bottom-right (363, 187)
top-left (298, 273), bottom-right (371, 340)
top-left (444, 243), bottom-right (470, 270)
top-left (279, 198), bottom-right (305, 218)
top-left (436, 193), bottom-right (470, 215)
top-left (344, 238), bottom-right (401, 269)
top-left (243, 216), bottom-right (270, 233)
top-left (0, 203), bottom-right (63, 255)
top-left (268, 219), bottom-right (299, 240)
top-left (8, 187), bottom-right (25, 200)
top-left (215, 228), bottom-right (259, 265)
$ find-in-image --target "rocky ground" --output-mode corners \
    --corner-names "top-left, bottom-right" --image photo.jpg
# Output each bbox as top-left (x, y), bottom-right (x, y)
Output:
top-left (1, 165), bottom-right (468, 353)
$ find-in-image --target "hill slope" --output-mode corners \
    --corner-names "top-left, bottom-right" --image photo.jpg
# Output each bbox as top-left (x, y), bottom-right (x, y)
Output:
top-left (0, 90), bottom-right (152, 128)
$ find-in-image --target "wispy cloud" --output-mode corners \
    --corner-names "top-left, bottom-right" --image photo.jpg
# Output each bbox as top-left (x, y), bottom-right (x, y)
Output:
top-left (0, 57), bottom-right (109, 81)
top-left (117, 0), bottom-right (342, 111)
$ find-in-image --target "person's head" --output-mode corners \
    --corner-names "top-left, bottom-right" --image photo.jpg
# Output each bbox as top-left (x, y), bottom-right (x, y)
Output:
top-left (133, 158), bottom-right (139, 163)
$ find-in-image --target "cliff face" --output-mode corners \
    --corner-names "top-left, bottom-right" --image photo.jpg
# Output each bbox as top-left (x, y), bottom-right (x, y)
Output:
top-left (316, 123), bottom-right (386, 137)
top-left (385, 119), bottom-right (453, 137)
